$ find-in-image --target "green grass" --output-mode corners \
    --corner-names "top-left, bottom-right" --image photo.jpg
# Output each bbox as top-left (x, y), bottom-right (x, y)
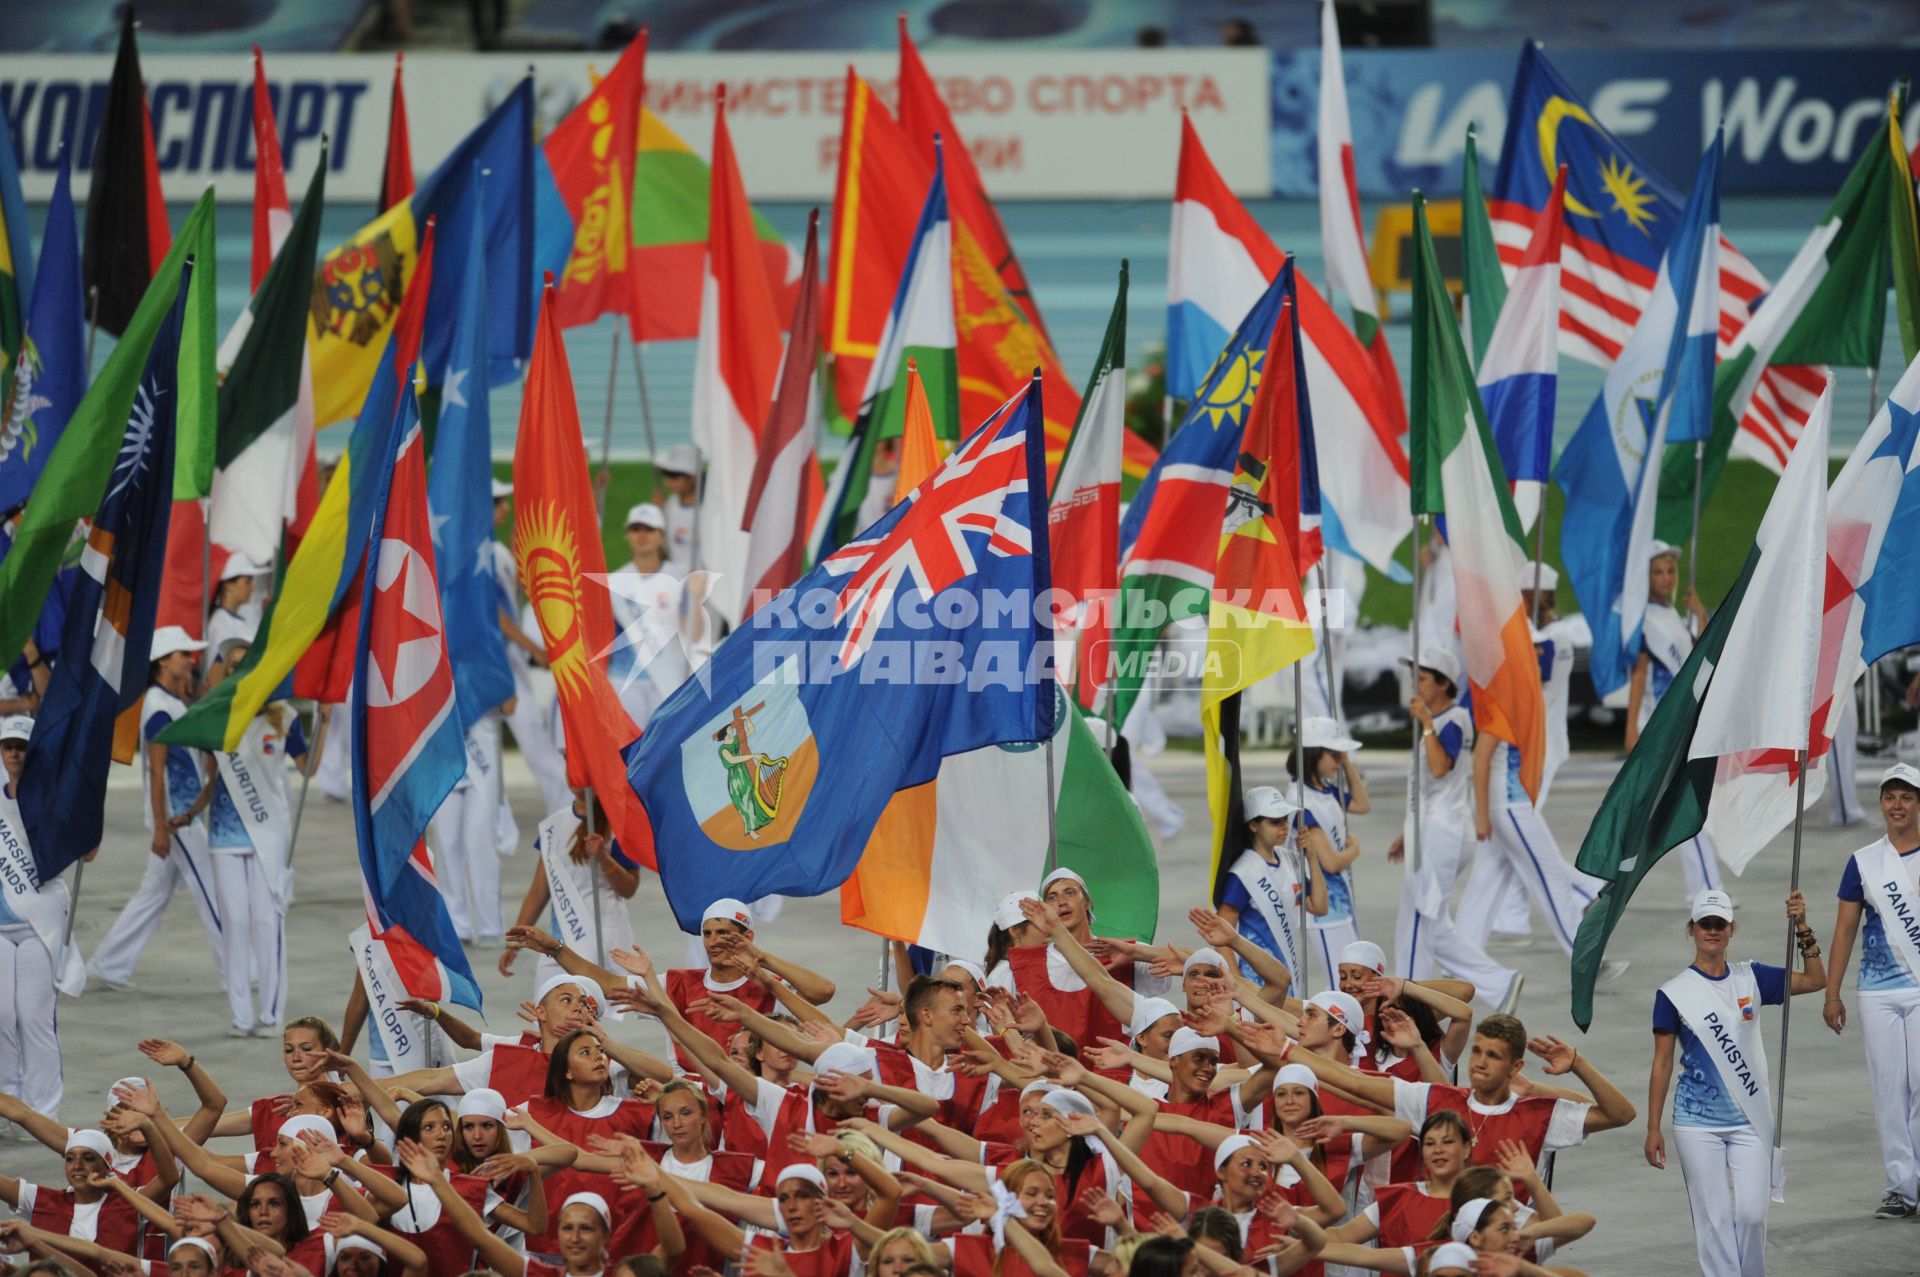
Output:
top-left (495, 460), bottom-right (673, 569)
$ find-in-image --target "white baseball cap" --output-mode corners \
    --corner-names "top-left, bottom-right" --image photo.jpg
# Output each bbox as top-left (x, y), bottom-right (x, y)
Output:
top-left (1400, 644), bottom-right (1462, 689)
top-left (1300, 716), bottom-right (1361, 752)
top-left (491, 478), bottom-right (514, 499)
top-left (1690, 889), bottom-right (1735, 923)
top-left (1168, 1028), bottom-right (1221, 1058)
top-left (656, 444), bottom-right (700, 476)
top-left (1647, 539), bottom-right (1680, 561)
top-left (626, 502), bottom-right (667, 531)
top-left (150, 626), bottom-right (208, 661)
top-left (219, 552), bottom-right (266, 580)
top-left (1244, 785), bottom-right (1298, 821)
top-left (701, 897), bottom-right (754, 928)
top-left (994, 891), bottom-right (1039, 930)
top-left (0, 715), bottom-right (32, 744)
top-left (1518, 562), bottom-right (1559, 592)
top-left (1880, 763), bottom-right (1920, 794)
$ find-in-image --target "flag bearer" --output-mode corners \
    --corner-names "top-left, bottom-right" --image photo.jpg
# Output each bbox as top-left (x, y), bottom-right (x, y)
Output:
top-left (202, 554), bottom-right (265, 670)
top-left (0, 715), bottom-right (82, 1119)
top-left (1646, 889), bottom-right (1825, 1276)
top-left (654, 443), bottom-right (702, 567)
top-left (1217, 785), bottom-right (1326, 987)
top-left (1291, 716), bottom-right (1371, 986)
top-left (86, 627), bottom-right (227, 993)
top-left (1824, 763), bottom-right (1920, 1219)
top-left (608, 502), bottom-right (693, 735)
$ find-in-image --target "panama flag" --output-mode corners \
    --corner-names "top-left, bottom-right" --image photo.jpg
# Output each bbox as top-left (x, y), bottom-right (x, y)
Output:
top-left (1167, 119), bottom-right (1409, 575)
top-left (350, 380), bottom-right (481, 1010)
top-left (1051, 263), bottom-right (1127, 709)
top-left (1410, 197), bottom-right (1546, 800)
top-left (1317, 0), bottom-right (1404, 433)
top-left (1556, 135), bottom-right (1722, 698)
top-left (692, 94), bottom-right (785, 627)
top-left (1475, 165), bottom-right (1565, 531)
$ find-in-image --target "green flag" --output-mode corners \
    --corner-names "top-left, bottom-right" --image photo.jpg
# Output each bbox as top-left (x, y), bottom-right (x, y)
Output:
top-left (1657, 111), bottom-right (1909, 542)
top-left (1570, 548), bottom-right (1760, 1029)
top-left (1459, 128), bottom-right (1507, 371)
top-left (0, 191), bottom-right (216, 667)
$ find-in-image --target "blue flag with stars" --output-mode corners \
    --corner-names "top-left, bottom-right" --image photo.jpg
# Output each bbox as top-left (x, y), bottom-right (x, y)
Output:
top-left (428, 184), bottom-right (515, 732)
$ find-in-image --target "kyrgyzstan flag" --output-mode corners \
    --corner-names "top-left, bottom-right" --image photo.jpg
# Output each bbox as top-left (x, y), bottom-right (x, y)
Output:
top-left (546, 33), bottom-right (646, 329)
top-left (514, 279), bottom-right (657, 869)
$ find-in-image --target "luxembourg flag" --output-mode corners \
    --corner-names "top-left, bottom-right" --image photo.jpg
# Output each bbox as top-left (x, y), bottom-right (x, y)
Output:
top-left (1556, 135), bottom-right (1723, 698)
top-left (1167, 119), bottom-right (1409, 573)
top-left (1476, 165), bottom-right (1565, 532)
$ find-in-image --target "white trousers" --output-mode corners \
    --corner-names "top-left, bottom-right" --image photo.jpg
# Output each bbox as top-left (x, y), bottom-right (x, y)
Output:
top-left (432, 721), bottom-right (506, 943)
top-left (209, 852), bottom-right (286, 1033)
top-left (1394, 819), bottom-right (1518, 1008)
top-left (316, 703), bottom-right (352, 802)
top-left (1678, 831), bottom-right (1725, 900)
top-left (0, 925), bottom-right (61, 1116)
top-left (505, 677), bottom-right (572, 817)
top-left (1828, 686), bottom-right (1862, 825)
top-left (1675, 1124), bottom-right (1770, 1277)
top-left (1457, 807), bottom-right (1599, 957)
top-left (1860, 988), bottom-right (1920, 1202)
top-left (1309, 920), bottom-right (1360, 997)
top-left (88, 827), bottom-right (226, 985)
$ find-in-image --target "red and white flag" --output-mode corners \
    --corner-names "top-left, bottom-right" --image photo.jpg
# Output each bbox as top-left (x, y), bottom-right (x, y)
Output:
top-left (740, 211), bottom-right (824, 614)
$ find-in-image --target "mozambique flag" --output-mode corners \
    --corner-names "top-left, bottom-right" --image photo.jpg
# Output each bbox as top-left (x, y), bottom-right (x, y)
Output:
top-left (82, 9), bottom-right (170, 339)
top-left (547, 34), bottom-right (645, 329)
top-left (514, 282), bottom-right (656, 868)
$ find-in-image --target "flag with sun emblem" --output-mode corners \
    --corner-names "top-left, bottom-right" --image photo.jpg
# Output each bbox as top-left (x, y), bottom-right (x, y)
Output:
top-left (514, 283), bottom-right (656, 869)
top-left (1105, 269), bottom-right (1289, 730)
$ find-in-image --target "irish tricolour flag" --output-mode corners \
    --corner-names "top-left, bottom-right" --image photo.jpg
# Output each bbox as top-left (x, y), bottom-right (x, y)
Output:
top-left (1409, 197), bottom-right (1546, 800)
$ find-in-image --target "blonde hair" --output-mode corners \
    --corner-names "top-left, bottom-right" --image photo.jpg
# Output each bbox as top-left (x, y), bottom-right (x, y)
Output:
top-left (865, 1229), bottom-right (935, 1272)
top-left (831, 1130), bottom-right (882, 1166)
top-left (1108, 1235), bottom-right (1147, 1272)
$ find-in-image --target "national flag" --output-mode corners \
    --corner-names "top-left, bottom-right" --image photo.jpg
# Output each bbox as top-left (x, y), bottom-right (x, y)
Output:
top-left (741, 211), bottom-right (825, 614)
top-left (893, 360), bottom-right (947, 502)
top-left (546, 34), bottom-right (645, 329)
top-left (1557, 134), bottom-right (1723, 698)
top-left (0, 89), bottom-right (32, 378)
top-left (81, 10), bottom-right (170, 339)
top-left (380, 52), bottom-right (414, 212)
top-left (626, 379), bottom-right (1054, 931)
top-left (1476, 165), bottom-right (1565, 531)
top-left (1458, 127), bottom-right (1507, 371)
top-left (1167, 118), bottom-right (1409, 574)
top-left (0, 149), bottom-right (84, 516)
top-left (208, 155), bottom-right (325, 571)
top-left (825, 69), bottom-right (923, 424)
top-left (814, 155), bottom-right (956, 559)
top-left (1200, 286), bottom-right (1318, 880)
top-left (1892, 106), bottom-right (1920, 366)
top-left (247, 47), bottom-right (292, 289)
top-left (16, 265), bottom-right (186, 880)
top-left (628, 106), bottom-right (793, 344)
top-left (1569, 549), bottom-right (1758, 1029)
top-left (1491, 42), bottom-right (1826, 474)
top-left (514, 280), bottom-right (656, 868)
top-left (310, 79), bottom-right (561, 428)
top-left (691, 97), bottom-right (786, 627)
top-left (1860, 355), bottom-right (1920, 665)
top-left (1409, 197), bottom-right (1546, 801)
top-left (430, 184), bottom-right (516, 730)
top-left (1107, 272), bottom-right (1288, 732)
top-left (1658, 106), bottom-right (1920, 538)
top-left (1050, 263), bottom-right (1127, 709)
top-left (162, 222), bottom-right (437, 752)
top-left (1317, 0), bottom-right (1405, 434)
top-left (350, 383), bottom-right (482, 1010)
top-left (840, 688), bottom-right (1159, 953)
top-left (0, 193), bottom-right (214, 670)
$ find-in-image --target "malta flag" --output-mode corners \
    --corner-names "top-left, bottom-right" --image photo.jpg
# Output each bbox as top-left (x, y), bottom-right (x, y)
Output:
top-left (1317, 0), bottom-right (1404, 433)
top-left (692, 97), bottom-right (785, 626)
top-left (740, 211), bottom-right (825, 612)
top-left (1409, 197), bottom-right (1546, 801)
top-left (1050, 264), bottom-right (1127, 709)
top-left (514, 280), bottom-right (656, 869)
top-left (1475, 165), bottom-right (1565, 531)
top-left (350, 382), bottom-right (482, 1012)
top-left (1169, 118), bottom-right (1409, 574)
top-left (546, 33), bottom-right (645, 329)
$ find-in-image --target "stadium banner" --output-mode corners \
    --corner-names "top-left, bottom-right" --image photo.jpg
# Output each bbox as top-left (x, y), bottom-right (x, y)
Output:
top-left (0, 49), bottom-right (1270, 202)
top-left (1281, 48), bottom-right (1920, 200)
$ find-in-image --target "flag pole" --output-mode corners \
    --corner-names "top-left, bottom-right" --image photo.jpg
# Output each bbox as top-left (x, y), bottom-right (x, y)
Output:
top-left (1528, 504), bottom-right (1547, 629)
top-left (1292, 660), bottom-right (1312, 993)
top-left (58, 861), bottom-right (85, 979)
top-left (1409, 516), bottom-right (1425, 881)
top-left (875, 938), bottom-right (892, 993)
top-left (626, 320), bottom-right (662, 502)
top-left (1864, 364), bottom-right (1883, 739)
top-left (1044, 729), bottom-right (1060, 877)
top-left (85, 286), bottom-right (99, 376)
top-left (1773, 745), bottom-right (1809, 1159)
top-left (1686, 442), bottom-right (1705, 614)
top-left (595, 316), bottom-right (619, 523)
top-left (585, 787), bottom-right (605, 965)
top-left (286, 702), bottom-right (327, 864)
top-left (1315, 563), bottom-right (1338, 724)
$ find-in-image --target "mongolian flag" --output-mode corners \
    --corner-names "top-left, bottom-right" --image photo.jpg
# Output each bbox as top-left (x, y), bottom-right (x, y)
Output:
top-left (546, 34), bottom-right (645, 329)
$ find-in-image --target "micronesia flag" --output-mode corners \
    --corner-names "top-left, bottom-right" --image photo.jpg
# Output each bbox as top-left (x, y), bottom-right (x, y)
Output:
top-left (351, 381), bottom-right (481, 1011)
top-left (1556, 133), bottom-right (1723, 699)
top-left (1476, 165), bottom-right (1565, 533)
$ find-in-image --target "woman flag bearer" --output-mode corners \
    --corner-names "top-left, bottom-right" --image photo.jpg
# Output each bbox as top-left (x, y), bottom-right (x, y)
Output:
top-left (87, 627), bottom-right (228, 994)
top-left (204, 554), bottom-right (266, 670)
top-left (1292, 717), bottom-right (1371, 986)
top-left (1387, 647), bottom-right (1521, 1013)
top-left (1823, 763), bottom-right (1920, 1219)
top-left (1646, 889), bottom-right (1826, 1276)
top-left (1219, 786), bottom-right (1328, 987)
top-left (502, 792), bottom-right (640, 989)
top-left (0, 715), bottom-right (84, 1119)
top-left (608, 502), bottom-right (693, 734)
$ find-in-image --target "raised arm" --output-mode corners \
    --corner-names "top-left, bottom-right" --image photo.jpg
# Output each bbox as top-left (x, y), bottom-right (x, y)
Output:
top-left (1528, 1036), bottom-right (1636, 1134)
top-left (321, 1213), bottom-right (431, 1277)
top-left (135, 1040), bottom-right (228, 1144)
top-left (715, 930), bottom-right (837, 1007)
top-left (1191, 907), bottom-right (1292, 1003)
top-left (1019, 897), bottom-right (1135, 1025)
top-left (1058, 1110), bottom-right (1186, 1220)
top-left (838, 1117), bottom-right (990, 1192)
top-left (1250, 1131), bottom-right (1344, 1224)
top-left (403, 1141), bottom-right (525, 1277)
top-left (607, 947), bottom-right (770, 1105)
top-left (0, 1090), bottom-right (74, 1156)
top-left (693, 991), bottom-right (825, 1065)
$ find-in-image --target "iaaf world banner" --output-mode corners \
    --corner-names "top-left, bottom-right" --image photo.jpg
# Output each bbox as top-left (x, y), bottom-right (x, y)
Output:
top-left (0, 48), bottom-right (1270, 203)
top-left (1281, 46), bottom-right (1920, 200)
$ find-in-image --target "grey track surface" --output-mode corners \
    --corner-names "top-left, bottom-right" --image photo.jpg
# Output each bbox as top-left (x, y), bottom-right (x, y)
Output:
top-left (4, 745), bottom-right (1917, 1275)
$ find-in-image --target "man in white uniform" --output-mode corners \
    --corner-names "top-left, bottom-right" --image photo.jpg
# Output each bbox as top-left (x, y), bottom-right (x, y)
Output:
top-left (654, 444), bottom-right (700, 569)
top-left (607, 502), bottom-right (693, 733)
top-left (489, 479), bottom-right (572, 817)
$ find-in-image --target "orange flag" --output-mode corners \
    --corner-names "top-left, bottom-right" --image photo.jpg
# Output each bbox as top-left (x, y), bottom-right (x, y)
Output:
top-left (546, 33), bottom-right (646, 329)
top-left (892, 358), bottom-right (946, 503)
top-left (513, 278), bottom-right (657, 868)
